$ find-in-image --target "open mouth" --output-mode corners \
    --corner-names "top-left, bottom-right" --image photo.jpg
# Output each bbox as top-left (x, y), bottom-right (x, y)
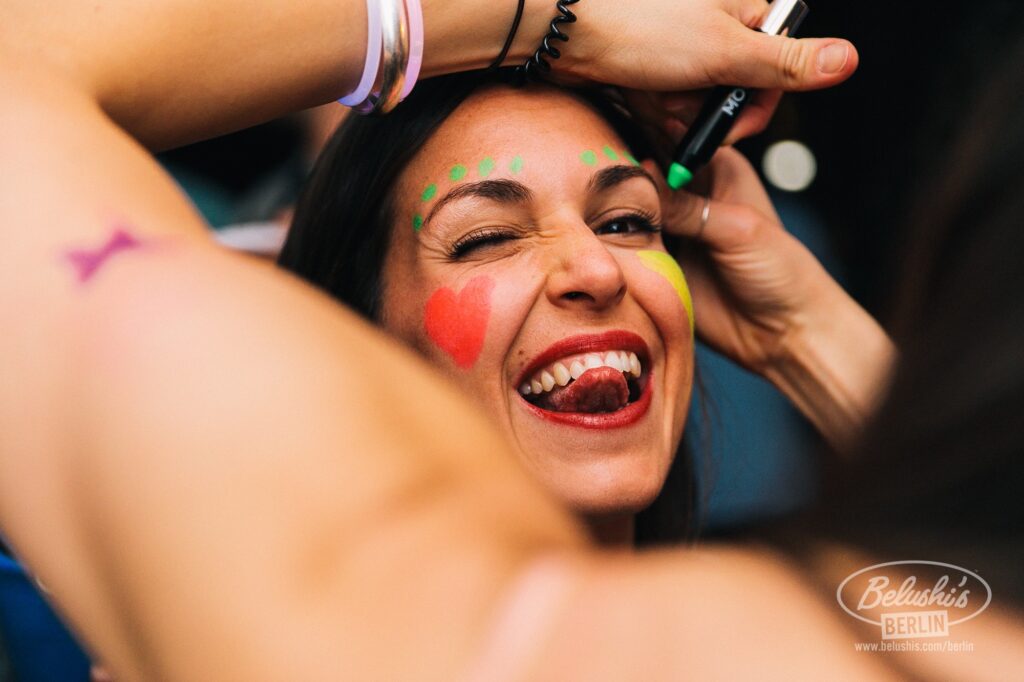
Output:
top-left (514, 332), bottom-right (653, 429)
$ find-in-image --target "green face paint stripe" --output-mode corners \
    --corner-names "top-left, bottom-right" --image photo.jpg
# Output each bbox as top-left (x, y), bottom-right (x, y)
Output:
top-left (478, 157), bottom-right (496, 178)
top-left (602, 145), bottom-right (619, 161)
top-left (637, 250), bottom-right (694, 334)
top-left (413, 214), bottom-right (424, 232)
top-left (450, 164), bottom-right (468, 181)
top-left (421, 184), bottom-right (438, 202)
top-left (580, 150), bottom-right (598, 166)
top-left (624, 151), bottom-right (640, 166)
top-left (509, 155), bottom-right (523, 174)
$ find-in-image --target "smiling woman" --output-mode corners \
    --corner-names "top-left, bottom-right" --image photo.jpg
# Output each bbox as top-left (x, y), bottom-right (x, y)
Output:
top-left (280, 73), bottom-right (698, 546)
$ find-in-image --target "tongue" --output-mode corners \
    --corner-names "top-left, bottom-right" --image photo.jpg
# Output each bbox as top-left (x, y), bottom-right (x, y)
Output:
top-left (542, 366), bottom-right (630, 413)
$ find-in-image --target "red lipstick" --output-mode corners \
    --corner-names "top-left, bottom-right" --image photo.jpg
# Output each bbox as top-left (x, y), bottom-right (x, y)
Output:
top-left (515, 331), bottom-right (649, 386)
top-left (520, 372), bottom-right (653, 429)
top-left (514, 330), bottom-right (653, 430)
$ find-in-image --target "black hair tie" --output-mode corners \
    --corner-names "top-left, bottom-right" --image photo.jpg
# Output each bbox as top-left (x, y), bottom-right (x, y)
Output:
top-left (516, 0), bottom-right (581, 82)
top-left (489, 0), bottom-right (527, 71)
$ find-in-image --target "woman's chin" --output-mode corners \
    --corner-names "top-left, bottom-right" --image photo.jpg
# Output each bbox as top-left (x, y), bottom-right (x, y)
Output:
top-left (525, 451), bottom-right (671, 517)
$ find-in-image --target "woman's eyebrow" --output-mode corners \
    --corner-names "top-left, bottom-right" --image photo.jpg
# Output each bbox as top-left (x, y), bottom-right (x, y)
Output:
top-left (587, 165), bottom-right (658, 194)
top-left (425, 179), bottom-right (533, 227)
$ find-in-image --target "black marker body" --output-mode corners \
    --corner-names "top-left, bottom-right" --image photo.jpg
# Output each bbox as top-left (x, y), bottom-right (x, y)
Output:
top-left (666, 86), bottom-right (752, 189)
top-left (666, 0), bottom-right (808, 189)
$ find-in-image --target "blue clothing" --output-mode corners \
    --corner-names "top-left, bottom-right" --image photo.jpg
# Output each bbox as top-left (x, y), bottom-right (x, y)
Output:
top-left (0, 550), bottom-right (89, 682)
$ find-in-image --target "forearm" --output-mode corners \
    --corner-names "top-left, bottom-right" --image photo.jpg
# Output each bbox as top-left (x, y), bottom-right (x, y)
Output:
top-left (0, 0), bottom-right (551, 149)
top-left (764, 283), bottom-right (896, 449)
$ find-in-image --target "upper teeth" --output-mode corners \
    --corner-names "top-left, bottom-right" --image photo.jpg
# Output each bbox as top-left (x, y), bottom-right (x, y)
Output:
top-left (519, 350), bottom-right (642, 396)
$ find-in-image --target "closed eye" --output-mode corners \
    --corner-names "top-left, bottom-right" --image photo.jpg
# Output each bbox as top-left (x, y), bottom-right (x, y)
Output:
top-left (448, 228), bottom-right (519, 259)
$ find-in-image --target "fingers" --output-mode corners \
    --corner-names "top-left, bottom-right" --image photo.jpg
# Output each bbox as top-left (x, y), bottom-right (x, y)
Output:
top-left (700, 148), bottom-right (779, 221)
top-left (724, 89), bottom-right (782, 144)
top-left (660, 91), bottom-right (712, 128)
top-left (644, 160), bottom-right (731, 246)
top-left (644, 153), bottom-right (780, 252)
top-left (619, 89), bottom-right (679, 150)
top-left (647, 148), bottom-right (778, 223)
top-left (625, 85), bottom-right (782, 162)
top-left (658, 89), bottom-right (779, 145)
top-left (668, 191), bottom-right (777, 254)
top-left (719, 28), bottom-right (860, 91)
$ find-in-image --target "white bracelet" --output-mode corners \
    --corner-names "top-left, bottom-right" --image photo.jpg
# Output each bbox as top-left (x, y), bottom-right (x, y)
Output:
top-left (338, 0), bottom-right (383, 107)
top-left (400, 0), bottom-right (424, 101)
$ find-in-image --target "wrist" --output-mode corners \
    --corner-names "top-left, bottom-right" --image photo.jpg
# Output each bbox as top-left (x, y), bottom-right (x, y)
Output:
top-left (763, 283), bottom-right (896, 449)
top-left (419, 0), bottom-right (553, 77)
top-left (550, 0), bottom-right (609, 81)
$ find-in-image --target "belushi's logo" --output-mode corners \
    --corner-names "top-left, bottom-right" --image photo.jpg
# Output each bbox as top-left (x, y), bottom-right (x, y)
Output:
top-left (837, 561), bottom-right (991, 640)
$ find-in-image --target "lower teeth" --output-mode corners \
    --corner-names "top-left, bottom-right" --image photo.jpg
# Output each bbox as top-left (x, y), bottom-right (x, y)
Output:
top-left (525, 374), bottom-right (641, 412)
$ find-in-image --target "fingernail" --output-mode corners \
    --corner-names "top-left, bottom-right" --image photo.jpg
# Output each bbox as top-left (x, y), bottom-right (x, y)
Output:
top-left (817, 43), bottom-right (849, 74)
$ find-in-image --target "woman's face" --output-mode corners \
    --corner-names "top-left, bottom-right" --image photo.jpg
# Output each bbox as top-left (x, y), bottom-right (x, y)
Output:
top-left (380, 85), bottom-right (694, 515)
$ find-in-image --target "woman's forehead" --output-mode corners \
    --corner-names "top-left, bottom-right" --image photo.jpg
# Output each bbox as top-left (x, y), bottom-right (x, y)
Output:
top-left (419, 86), bottom-right (623, 168)
top-left (400, 86), bottom-right (630, 200)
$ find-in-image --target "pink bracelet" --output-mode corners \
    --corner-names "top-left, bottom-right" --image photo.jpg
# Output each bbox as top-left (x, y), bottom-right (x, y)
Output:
top-left (339, 0), bottom-right (383, 106)
top-left (399, 0), bottom-right (424, 101)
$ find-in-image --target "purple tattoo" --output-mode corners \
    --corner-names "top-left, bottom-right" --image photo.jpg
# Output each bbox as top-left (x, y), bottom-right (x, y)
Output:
top-left (65, 228), bottom-right (142, 284)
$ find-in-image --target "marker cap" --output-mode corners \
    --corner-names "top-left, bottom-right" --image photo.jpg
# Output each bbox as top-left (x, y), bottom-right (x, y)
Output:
top-left (759, 0), bottom-right (809, 36)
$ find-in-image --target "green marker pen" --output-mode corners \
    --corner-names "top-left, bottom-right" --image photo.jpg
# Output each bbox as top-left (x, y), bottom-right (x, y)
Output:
top-left (667, 0), bottom-right (809, 190)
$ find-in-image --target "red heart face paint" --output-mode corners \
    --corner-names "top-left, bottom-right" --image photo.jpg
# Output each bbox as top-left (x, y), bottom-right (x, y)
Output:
top-left (423, 275), bottom-right (494, 369)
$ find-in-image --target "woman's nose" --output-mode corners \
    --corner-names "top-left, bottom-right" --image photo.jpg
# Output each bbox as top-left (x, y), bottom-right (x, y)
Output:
top-left (544, 229), bottom-right (627, 311)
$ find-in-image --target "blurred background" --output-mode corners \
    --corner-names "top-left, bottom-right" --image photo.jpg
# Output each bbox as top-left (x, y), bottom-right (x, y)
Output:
top-left (3, 2), bottom-right (1024, 679)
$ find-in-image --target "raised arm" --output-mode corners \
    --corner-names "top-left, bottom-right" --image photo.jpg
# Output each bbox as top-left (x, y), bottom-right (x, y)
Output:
top-left (0, 57), bottom-right (588, 678)
top-left (0, 0), bottom-right (859, 149)
top-left (0, 44), bottom-right (902, 682)
top-left (649, 149), bottom-right (896, 448)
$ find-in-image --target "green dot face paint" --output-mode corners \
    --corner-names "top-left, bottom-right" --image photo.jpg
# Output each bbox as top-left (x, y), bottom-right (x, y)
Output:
top-left (624, 151), bottom-right (640, 167)
top-left (580, 150), bottom-right (598, 167)
top-left (413, 214), bottom-right (424, 232)
top-left (421, 184), bottom-right (437, 202)
top-left (450, 164), bottom-right (468, 182)
top-left (509, 155), bottom-right (523, 174)
top-left (478, 157), bottom-right (496, 178)
top-left (602, 145), bottom-right (619, 161)
top-left (638, 250), bottom-right (694, 333)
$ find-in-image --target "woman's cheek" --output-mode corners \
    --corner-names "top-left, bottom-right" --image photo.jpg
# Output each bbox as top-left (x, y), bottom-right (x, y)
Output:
top-left (635, 250), bottom-right (694, 336)
top-left (423, 275), bottom-right (495, 369)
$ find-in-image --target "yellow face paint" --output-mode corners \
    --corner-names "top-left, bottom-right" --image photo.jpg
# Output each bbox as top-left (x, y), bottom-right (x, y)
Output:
top-left (637, 250), bottom-right (694, 333)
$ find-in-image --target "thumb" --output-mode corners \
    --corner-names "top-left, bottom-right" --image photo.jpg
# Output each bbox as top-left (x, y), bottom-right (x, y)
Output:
top-left (725, 30), bottom-right (859, 91)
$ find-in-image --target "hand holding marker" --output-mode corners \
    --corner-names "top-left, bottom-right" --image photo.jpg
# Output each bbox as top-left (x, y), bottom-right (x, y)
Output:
top-left (667, 0), bottom-right (809, 189)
